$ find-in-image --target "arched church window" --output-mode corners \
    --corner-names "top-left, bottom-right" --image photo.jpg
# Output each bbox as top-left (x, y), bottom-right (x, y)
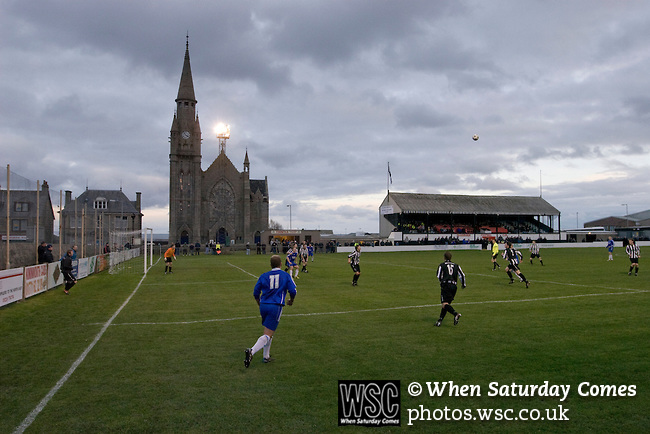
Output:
top-left (210, 181), bottom-right (236, 228)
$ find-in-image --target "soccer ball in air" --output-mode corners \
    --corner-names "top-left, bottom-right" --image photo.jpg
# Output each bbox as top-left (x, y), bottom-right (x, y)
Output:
top-left (472, 134), bottom-right (479, 141)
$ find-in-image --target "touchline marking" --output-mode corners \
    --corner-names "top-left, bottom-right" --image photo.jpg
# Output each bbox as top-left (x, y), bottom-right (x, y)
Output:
top-left (102, 289), bottom-right (648, 327)
top-left (227, 262), bottom-right (259, 279)
top-left (141, 279), bottom-right (255, 286)
top-left (13, 272), bottom-right (149, 434)
top-left (104, 315), bottom-right (260, 326)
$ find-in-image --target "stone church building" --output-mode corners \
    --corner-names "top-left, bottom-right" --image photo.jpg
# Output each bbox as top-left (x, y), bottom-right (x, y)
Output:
top-left (169, 40), bottom-right (269, 246)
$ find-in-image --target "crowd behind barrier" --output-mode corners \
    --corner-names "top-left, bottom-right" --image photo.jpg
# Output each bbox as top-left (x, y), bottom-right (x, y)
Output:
top-left (0, 249), bottom-right (141, 308)
top-left (337, 240), bottom-right (650, 254)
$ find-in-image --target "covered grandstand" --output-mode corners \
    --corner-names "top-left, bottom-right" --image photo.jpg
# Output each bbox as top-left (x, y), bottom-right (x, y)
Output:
top-left (379, 193), bottom-right (561, 242)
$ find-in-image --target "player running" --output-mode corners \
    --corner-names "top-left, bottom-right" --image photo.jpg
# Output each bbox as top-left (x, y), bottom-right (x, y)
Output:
top-left (503, 241), bottom-right (530, 288)
top-left (348, 244), bottom-right (361, 286)
top-left (245, 255), bottom-right (297, 367)
top-left (626, 239), bottom-right (640, 276)
top-left (435, 251), bottom-right (467, 327)
top-left (285, 243), bottom-right (299, 279)
top-left (299, 242), bottom-right (309, 273)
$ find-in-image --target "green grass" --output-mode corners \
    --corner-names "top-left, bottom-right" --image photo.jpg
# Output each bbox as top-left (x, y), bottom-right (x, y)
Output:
top-left (1, 248), bottom-right (648, 432)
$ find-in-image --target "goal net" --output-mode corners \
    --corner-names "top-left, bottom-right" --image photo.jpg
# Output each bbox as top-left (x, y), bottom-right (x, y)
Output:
top-left (108, 229), bottom-right (144, 274)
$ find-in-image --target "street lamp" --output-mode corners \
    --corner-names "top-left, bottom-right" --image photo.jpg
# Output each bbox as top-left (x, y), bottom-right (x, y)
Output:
top-left (287, 204), bottom-right (292, 230)
top-left (215, 123), bottom-right (231, 155)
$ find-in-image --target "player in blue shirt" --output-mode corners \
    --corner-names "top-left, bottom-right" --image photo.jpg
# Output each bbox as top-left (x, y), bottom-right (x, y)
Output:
top-left (607, 236), bottom-right (615, 261)
top-left (285, 243), bottom-right (299, 279)
top-left (245, 255), bottom-right (297, 367)
top-left (307, 243), bottom-right (314, 262)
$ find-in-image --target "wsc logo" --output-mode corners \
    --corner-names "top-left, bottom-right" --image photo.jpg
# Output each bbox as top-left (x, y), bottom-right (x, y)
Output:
top-left (338, 380), bottom-right (401, 426)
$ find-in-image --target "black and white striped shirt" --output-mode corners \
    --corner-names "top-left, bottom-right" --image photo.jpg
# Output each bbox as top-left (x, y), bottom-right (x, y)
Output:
top-left (348, 250), bottom-right (361, 266)
top-left (502, 248), bottom-right (521, 266)
top-left (530, 243), bottom-right (540, 255)
top-left (437, 261), bottom-right (466, 287)
top-left (626, 244), bottom-right (641, 259)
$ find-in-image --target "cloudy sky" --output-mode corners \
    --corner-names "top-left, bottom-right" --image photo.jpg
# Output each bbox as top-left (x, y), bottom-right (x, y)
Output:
top-left (2, 0), bottom-right (650, 235)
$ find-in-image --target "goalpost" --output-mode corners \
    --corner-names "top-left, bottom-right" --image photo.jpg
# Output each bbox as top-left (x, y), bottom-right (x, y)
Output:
top-left (106, 228), bottom-right (159, 275)
top-left (144, 228), bottom-right (154, 274)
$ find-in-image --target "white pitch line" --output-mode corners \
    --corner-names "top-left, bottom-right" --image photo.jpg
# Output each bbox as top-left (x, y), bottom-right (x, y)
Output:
top-left (140, 279), bottom-right (255, 286)
top-left (13, 272), bottom-right (149, 434)
top-left (227, 262), bottom-right (259, 279)
top-left (103, 288), bottom-right (648, 327)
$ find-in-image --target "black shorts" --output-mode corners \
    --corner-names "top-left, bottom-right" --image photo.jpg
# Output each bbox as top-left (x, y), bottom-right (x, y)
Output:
top-left (530, 253), bottom-right (540, 258)
top-left (492, 254), bottom-right (499, 260)
top-left (630, 258), bottom-right (639, 264)
top-left (440, 283), bottom-right (458, 304)
top-left (507, 262), bottom-right (520, 272)
top-left (350, 263), bottom-right (360, 273)
top-left (165, 257), bottom-right (173, 263)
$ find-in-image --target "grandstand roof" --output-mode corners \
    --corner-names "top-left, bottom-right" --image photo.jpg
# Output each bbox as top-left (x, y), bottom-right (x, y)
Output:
top-left (628, 209), bottom-right (650, 222)
top-left (585, 209), bottom-right (650, 228)
top-left (386, 193), bottom-right (560, 216)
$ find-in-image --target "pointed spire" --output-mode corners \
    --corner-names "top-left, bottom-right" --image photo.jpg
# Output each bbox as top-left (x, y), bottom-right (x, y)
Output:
top-left (176, 35), bottom-right (196, 102)
top-left (244, 148), bottom-right (250, 165)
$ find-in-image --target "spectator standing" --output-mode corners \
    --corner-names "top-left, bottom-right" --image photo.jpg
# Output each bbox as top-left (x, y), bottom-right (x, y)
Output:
top-left (37, 241), bottom-right (48, 264)
top-left (43, 244), bottom-right (54, 263)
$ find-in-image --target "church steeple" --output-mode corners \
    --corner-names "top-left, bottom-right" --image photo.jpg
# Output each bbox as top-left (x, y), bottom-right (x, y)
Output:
top-left (169, 35), bottom-right (202, 247)
top-left (176, 35), bottom-right (196, 103)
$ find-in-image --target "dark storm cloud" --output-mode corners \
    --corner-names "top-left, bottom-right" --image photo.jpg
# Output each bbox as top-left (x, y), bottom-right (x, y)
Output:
top-left (623, 97), bottom-right (650, 119)
top-left (394, 103), bottom-right (459, 129)
top-left (260, 1), bottom-right (462, 66)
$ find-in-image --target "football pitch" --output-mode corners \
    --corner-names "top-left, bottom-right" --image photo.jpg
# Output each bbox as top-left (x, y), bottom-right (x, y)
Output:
top-left (1, 248), bottom-right (648, 432)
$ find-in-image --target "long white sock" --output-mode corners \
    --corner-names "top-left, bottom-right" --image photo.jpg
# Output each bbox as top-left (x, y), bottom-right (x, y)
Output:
top-left (251, 335), bottom-right (270, 355)
top-left (263, 336), bottom-right (273, 359)
top-left (294, 268), bottom-right (299, 277)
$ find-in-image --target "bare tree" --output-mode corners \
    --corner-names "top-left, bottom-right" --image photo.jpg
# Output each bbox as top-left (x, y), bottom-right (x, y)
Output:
top-left (269, 219), bottom-right (283, 230)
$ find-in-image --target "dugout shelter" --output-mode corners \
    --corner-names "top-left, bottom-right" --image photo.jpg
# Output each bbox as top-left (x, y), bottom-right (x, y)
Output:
top-left (379, 192), bottom-right (561, 242)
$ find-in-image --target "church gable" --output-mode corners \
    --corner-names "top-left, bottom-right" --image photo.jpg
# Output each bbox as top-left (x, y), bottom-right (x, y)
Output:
top-left (202, 152), bottom-right (241, 188)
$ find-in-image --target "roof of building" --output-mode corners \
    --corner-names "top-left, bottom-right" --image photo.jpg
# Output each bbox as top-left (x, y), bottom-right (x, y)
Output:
top-left (585, 209), bottom-right (650, 227)
top-left (584, 216), bottom-right (629, 227)
top-left (627, 209), bottom-right (650, 222)
top-left (250, 179), bottom-right (268, 196)
top-left (62, 189), bottom-right (140, 214)
top-left (386, 192), bottom-right (560, 216)
top-left (176, 40), bottom-right (196, 102)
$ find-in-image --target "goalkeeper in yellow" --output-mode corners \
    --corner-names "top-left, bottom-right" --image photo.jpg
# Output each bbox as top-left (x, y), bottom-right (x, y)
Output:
top-left (491, 239), bottom-right (501, 271)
